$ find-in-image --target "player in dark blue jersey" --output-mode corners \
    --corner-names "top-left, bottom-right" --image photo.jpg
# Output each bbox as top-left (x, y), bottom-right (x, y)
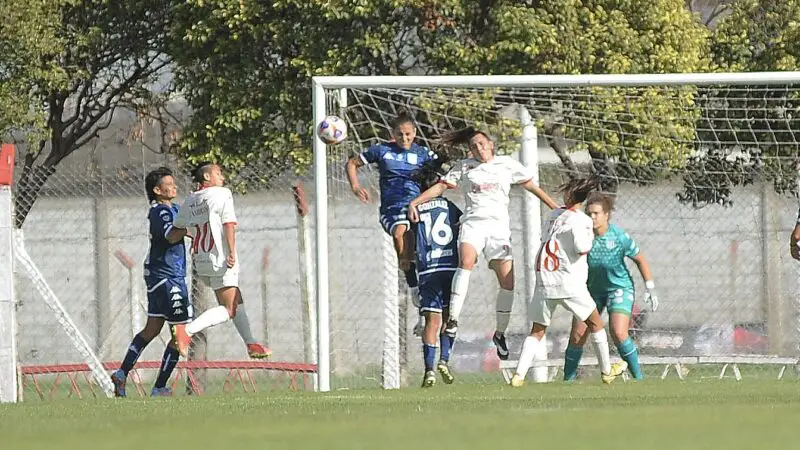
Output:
top-left (410, 156), bottom-right (462, 387)
top-left (110, 167), bottom-right (189, 397)
top-left (345, 110), bottom-right (434, 299)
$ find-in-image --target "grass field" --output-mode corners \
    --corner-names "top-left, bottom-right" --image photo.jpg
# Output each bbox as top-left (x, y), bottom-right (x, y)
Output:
top-left (1, 379), bottom-right (799, 450)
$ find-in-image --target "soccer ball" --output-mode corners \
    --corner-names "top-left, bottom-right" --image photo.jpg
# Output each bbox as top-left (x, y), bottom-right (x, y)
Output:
top-left (316, 115), bottom-right (348, 145)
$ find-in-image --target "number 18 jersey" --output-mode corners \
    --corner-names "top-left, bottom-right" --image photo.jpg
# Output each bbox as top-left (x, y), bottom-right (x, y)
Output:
top-left (413, 197), bottom-right (462, 276)
top-left (535, 207), bottom-right (594, 298)
top-left (174, 186), bottom-right (238, 277)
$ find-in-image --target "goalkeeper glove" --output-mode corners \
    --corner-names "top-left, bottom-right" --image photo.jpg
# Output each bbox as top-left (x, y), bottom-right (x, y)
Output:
top-left (644, 280), bottom-right (658, 312)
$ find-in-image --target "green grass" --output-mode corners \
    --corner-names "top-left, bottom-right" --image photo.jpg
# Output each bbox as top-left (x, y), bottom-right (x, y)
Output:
top-left (2, 379), bottom-right (799, 449)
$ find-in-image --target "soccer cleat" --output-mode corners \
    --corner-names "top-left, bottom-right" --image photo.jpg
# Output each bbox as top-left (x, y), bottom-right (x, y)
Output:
top-left (601, 361), bottom-right (628, 384)
top-left (172, 324), bottom-right (191, 358)
top-left (421, 370), bottom-right (436, 388)
top-left (150, 386), bottom-right (173, 397)
top-left (444, 319), bottom-right (458, 337)
top-left (247, 343), bottom-right (272, 359)
top-left (510, 373), bottom-right (525, 388)
top-left (110, 369), bottom-right (126, 398)
top-left (437, 361), bottom-right (455, 384)
top-left (492, 332), bottom-right (510, 361)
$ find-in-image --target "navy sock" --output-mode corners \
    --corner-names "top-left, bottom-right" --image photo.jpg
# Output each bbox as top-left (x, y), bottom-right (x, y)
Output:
top-left (423, 344), bottom-right (437, 372)
top-left (439, 334), bottom-right (454, 363)
top-left (404, 263), bottom-right (418, 288)
top-left (120, 334), bottom-right (148, 375)
top-left (154, 346), bottom-right (180, 389)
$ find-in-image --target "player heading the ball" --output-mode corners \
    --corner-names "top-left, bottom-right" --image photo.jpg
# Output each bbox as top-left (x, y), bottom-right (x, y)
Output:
top-left (171, 162), bottom-right (270, 359)
top-left (345, 109), bottom-right (435, 301)
top-left (409, 126), bottom-right (558, 361)
top-left (511, 177), bottom-right (626, 387)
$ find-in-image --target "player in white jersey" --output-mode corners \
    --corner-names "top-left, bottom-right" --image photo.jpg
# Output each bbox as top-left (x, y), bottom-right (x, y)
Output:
top-left (409, 127), bottom-right (558, 360)
top-left (510, 177), bottom-right (626, 386)
top-left (171, 162), bottom-right (271, 359)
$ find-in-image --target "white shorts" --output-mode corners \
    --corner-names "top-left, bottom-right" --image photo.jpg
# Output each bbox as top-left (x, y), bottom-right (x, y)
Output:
top-left (197, 266), bottom-right (239, 291)
top-left (529, 287), bottom-right (596, 327)
top-left (459, 219), bottom-right (512, 262)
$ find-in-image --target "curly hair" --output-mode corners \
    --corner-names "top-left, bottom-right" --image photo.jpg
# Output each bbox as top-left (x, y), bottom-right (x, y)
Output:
top-left (585, 192), bottom-right (615, 216)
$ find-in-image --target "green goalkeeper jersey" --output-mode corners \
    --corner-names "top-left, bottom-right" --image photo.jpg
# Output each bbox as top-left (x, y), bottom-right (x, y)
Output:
top-left (586, 223), bottom-right (639, 294)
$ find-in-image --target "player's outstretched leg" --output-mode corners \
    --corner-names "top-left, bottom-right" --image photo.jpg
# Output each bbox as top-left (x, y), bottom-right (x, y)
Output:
top-left (231, 292), bottom-right (271, 359)
top-left (511, 322), bottom-right (548, 388)
top-left (112, 318), bottom-right (163, 397)
top-left (446, 243), bottom-right (478, 336)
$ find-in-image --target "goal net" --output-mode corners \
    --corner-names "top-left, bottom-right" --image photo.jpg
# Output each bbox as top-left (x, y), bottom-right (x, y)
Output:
top-left (313, 73), bottom-right (800, 389)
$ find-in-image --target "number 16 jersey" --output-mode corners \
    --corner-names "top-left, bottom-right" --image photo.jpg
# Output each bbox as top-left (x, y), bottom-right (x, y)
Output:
top-left (174, 186), bottom-right (238, 277)
top-left (413, 197), bottom-right (462, 276)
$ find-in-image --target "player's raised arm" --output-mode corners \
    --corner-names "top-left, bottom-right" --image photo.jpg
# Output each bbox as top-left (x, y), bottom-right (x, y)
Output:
top-left (345, 155), bottom-right (370, 203)
top-left (408, 182), bottom-right (447, 223)
top-left (521, 179), bottom-right (558, 210)
top-left (791, 210), bottom-right (800, 260)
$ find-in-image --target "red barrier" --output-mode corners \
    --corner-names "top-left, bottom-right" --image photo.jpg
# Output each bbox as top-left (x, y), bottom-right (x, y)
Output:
top-left (20, 361), bottom-right (317, 400)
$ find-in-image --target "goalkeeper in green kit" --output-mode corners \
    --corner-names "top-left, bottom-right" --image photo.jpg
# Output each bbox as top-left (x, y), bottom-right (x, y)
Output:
top-left (563, 192), bottom-right (657, 380)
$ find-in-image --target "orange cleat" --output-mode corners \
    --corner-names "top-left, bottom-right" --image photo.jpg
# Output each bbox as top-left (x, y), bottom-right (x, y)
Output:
top-left (247, 343), bottom-right (272, 359)
top-left (172, 324), bottom-right (192, 358)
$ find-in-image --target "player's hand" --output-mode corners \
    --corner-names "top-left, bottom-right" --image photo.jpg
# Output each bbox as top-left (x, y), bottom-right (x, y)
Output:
top-left (408, 203), bottom-right (420, 223)
top-left (644, 280), bottom-right (658, 312)
top-left (352, 186), bottom-right (370, 203)
top-left (226, 252), bottom-right (236, 268)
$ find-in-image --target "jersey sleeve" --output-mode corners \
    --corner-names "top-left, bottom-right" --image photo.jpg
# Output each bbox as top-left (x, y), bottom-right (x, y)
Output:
top-left (151, 205), bottom-right (175, 239)
top-left (359, 144), bottom-right (382, 165)
top-left (440, 161), bottom-right (464, 188)
top-left (506, 157), bottom-right (535, 184)
top-left (573, 216), bottom-right (594, 254)
top-left (172, 201), bottom-right (189, 229)
top-left (622, 230), bottom-right (640, 258)
top-left (220, 189), bottom-right (237, 225)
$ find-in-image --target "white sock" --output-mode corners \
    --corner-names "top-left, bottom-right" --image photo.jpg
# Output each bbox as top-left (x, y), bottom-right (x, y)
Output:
top-left (232, 306), bottom-right (257, 345)
top-left (532, 335), bottom-right (549, 383)
top-left (186, 305), bottom-right (230, 336)
top-left (590, 329), bottom-right (612, 374)
top-left (495, 288), bottom-right (514, 334)
top-left (448, 268), bottom-right (472, 322)
top-left (515, 336), bottom-right (541, 379)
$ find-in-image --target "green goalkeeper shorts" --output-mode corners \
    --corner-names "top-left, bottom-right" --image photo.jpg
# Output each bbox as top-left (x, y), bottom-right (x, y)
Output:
top-left (591, 288), bottom-right (635, 316)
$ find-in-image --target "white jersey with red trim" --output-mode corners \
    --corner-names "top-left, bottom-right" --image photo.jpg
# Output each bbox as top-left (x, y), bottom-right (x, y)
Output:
top-left (174, 186), bottom-right (238, 276)
top-left (535, 207), bottom-right (594, 298)
top-left (440, 155), bottom-right (533, 226)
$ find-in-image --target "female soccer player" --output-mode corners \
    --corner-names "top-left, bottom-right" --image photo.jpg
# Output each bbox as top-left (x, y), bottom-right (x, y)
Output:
top-left (511, 177), bottom-right (626, 387)
top-left (561, 192), bottom-right (658, 380)
top-left (408, 127), bottom-right (559, 360)
top-left (410, 156), bottom-right (462, 387)
top-left (171, 162), bottom-right (270, 359)
top-left (345, 110), bottom-right (435, 294)
top-left (111, 167), bottom-right (189, 397)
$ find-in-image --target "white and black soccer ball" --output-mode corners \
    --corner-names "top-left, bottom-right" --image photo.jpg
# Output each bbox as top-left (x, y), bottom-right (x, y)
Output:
top-left (316, 115), bottom-right (348, 145)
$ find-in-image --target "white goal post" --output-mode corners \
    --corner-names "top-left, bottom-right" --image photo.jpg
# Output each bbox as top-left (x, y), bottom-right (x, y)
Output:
top-left (311, 71), bottom-right (800, 392)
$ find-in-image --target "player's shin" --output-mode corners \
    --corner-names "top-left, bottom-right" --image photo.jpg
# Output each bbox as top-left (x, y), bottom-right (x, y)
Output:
top-left (422, 312), bottom-right (440, 371)
top-left (617, 337), bottom-right (643, 379)
top-left (589, 329), bottom-right (612, 375)
top-left (514, 335), bottom-right (542, 380)
top-left (120, 333), bottom-right (149, 375)
top-left (232, 305), bottom-right (257, 345)
top-left (448, 268), bottom-right (472, 323)
top-left (494, 288), bottom-right (513, 334)
top-left (186, 305), bottom-right (230, 335)
top-left (563, 343), bottom-right (584, 381)
top-left (154, 345), bottom-right (180, 389)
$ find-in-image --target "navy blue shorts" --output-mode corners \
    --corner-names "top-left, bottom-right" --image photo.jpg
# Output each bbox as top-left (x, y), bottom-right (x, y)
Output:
top-left (146, 277), bottom-right (192, 324)
top-left (418, 270), bottom-right (455, 313)
top-left (379, 206), bottom-right (410, 234)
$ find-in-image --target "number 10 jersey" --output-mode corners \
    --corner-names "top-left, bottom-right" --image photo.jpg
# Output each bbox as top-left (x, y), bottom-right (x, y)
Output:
top-left (174, 186), bottom-right (238, 277)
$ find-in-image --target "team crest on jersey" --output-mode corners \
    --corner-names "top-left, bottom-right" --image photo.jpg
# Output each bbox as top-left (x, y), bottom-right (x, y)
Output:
top-left (605, 239), bottom-right (616, 249)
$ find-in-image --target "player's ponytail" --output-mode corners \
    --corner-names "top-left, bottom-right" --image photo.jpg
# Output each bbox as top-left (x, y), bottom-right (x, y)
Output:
top-left (439, 126), bottom-right (495, 148)
top-left (560, 175), bottom-right (603, 206)
top-left (412, 151), bottom-right (452, 192)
